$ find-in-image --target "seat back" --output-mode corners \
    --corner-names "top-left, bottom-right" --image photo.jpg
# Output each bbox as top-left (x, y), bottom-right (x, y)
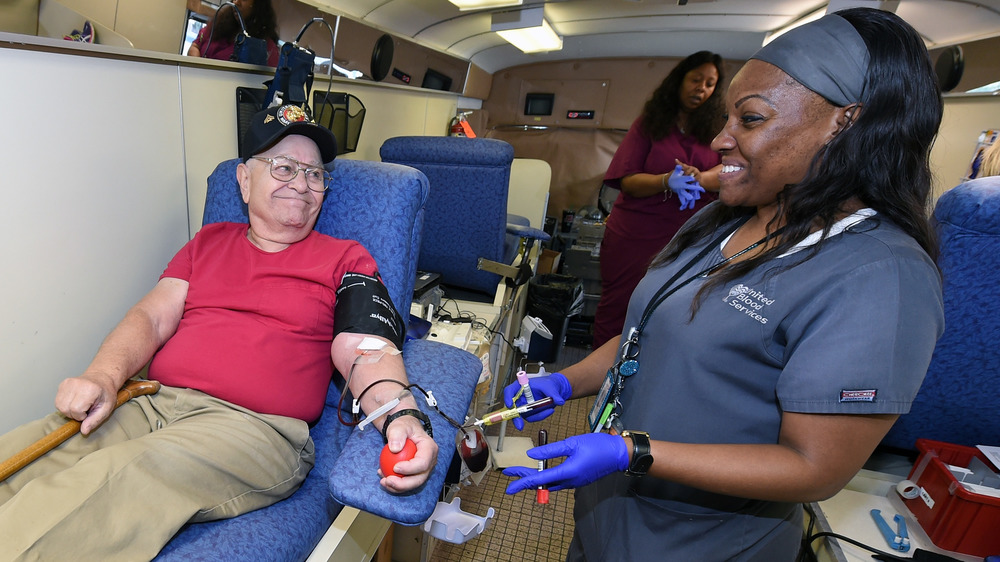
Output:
top-left (380, 136), bottom-right (515, 295)
top-left (202, 158), bottom-right (428, 319)
top-left (507, 158), bottom-right (551, 229)
top-left (881, 176), bottom-right (1000, 450)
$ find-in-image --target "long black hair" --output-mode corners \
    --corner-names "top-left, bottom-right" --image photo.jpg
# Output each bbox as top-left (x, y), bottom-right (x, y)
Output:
top-left (641, 51), bottom-right (726, 144)
top-left (651, 8), bottom-right (943, 312)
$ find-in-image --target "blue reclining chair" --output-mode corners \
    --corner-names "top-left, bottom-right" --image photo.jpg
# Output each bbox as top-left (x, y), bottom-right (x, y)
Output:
top-left (155, 158), bottom-right (483, 561)
top-left (881, 175), bottom-right (1000, 451)
top-left (380, 136), bottom-right (548, 297)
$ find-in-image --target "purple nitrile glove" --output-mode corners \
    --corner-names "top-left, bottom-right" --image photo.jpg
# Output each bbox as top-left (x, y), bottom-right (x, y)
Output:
top-left (502, 433), bottom-right (630, 494)
top-left (502, 372), bottom-right (573, 431)
top-left (667, 164), bottom-right (705, 211)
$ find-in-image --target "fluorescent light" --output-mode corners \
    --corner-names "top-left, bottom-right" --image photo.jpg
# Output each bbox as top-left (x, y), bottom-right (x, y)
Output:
top-left (497, 19), bottom-right (562, 53)
top-left (966, 80), bottom-right (1000, 94)
top-left (762, 7), bottom-right (825, 46)
top-left (491, 7), bottom-right (562, 53)
top-left (449, 0), bottom-right (522, 10)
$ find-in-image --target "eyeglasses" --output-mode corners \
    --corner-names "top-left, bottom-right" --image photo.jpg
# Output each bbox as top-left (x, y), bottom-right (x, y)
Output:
top-left (251, 156), bottom-right (330, 192)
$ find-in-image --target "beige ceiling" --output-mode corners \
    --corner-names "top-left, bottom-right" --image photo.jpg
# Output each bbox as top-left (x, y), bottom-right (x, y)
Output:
top-left (298, 0), bottom-right (1000, 73)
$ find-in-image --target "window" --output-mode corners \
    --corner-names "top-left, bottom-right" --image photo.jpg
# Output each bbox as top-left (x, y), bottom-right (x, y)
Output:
top-left (180, 10), bottom-right (209, 55)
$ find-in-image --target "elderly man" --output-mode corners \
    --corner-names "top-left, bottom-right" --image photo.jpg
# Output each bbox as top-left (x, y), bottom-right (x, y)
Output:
top-left (0, 104), bottom-right (436, 560)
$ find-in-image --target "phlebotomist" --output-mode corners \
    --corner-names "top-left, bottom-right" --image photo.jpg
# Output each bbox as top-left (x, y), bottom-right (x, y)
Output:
top-left (501, 8), bottom-right (945, 561)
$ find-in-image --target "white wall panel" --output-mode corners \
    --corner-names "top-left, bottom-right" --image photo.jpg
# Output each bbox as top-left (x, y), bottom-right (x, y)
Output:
top-left (179, 65), bottom-right (270, 235)
top-left (931, 95), bottom-right (1000, 202)
top-left (0, 48), bottom-right (189, 433)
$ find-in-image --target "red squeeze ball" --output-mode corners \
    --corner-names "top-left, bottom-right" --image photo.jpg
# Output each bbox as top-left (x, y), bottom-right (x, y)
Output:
top-left (380, 439), bottom-right (417, 478)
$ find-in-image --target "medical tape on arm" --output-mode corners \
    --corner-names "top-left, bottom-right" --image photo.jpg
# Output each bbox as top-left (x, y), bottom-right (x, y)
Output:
top-left (342, 337), bottom-right (405, 428)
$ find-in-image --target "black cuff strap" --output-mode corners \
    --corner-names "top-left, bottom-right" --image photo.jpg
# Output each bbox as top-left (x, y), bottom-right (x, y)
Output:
top-left (381, 408), bottom-right (433, 444)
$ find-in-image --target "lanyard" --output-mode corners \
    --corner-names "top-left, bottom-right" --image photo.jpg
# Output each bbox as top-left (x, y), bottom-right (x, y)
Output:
top-left (617, 216), bottom-right (785, 376)
top-left (592, 217), bottom-right (786, 433)
top-left (634, 215), bottom-right (748, 336)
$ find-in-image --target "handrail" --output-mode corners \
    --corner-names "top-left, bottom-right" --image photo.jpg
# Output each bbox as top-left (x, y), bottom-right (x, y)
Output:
top-left (489, 124), bottom-right (629, 133)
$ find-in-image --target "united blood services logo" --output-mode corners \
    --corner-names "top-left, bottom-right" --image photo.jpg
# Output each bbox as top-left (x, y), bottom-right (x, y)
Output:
top-left (723, 283), bottom-right (774, 325)
top-left (277, 104), bottom-right (308, 126)
top-left (724, 284), bottom-right (751, 302)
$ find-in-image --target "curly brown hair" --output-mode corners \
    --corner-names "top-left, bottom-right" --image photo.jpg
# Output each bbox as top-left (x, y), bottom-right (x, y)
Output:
top-left (641, 51), bottom-right (726, 145)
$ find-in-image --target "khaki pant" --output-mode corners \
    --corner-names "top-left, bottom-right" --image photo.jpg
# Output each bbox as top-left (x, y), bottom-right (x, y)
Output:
top-left (0, 385), bottom-right (314, 562)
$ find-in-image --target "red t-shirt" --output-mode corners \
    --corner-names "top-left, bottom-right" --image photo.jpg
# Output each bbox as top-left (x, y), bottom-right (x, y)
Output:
top-left (148, 222), bottom-right (378, 422)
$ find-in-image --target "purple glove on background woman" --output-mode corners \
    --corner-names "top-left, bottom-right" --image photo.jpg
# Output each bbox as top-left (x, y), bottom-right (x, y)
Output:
top-left (666, 164), bottom-right (705, 210)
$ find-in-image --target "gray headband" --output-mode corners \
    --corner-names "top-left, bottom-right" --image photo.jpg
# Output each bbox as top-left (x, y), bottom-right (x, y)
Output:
top-left (751, 13), bottom-right (869, 107)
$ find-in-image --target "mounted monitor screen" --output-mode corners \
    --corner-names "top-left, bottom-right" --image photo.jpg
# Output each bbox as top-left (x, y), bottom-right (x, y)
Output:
top-left (421, 68), bottom-right (453, 91)
top-left (524, 93), bottom-right (554, 116)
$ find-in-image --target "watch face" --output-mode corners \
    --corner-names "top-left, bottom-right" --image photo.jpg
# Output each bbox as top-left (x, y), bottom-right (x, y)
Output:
top-left (633, 453), bottom-right (653, 474)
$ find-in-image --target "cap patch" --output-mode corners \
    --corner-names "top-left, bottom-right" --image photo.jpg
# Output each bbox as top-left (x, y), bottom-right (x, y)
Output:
top-left (840, 389), bottom-right (877, 403)
top-left (276, 104), bottom-right (308, 126)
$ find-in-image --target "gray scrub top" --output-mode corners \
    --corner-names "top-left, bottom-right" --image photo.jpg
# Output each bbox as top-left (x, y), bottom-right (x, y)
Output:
top-left (571, 211), bottom-right (944, 561)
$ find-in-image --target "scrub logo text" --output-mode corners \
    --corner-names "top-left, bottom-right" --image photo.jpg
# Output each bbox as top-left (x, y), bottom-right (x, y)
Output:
top-left (723, 284), bottom-right (774, 325)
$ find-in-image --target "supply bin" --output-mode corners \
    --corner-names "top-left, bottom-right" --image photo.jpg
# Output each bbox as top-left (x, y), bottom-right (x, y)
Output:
top-left (899, 438), bottom-right (1000, 557)
top-left (525, 274), bottom-right (583, 363)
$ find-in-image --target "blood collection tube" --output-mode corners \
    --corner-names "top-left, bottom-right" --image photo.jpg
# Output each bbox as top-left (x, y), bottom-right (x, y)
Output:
top-left (536, 429), bottom-right (549, 504)
top-left (517, 370), bottom-right (536, 403)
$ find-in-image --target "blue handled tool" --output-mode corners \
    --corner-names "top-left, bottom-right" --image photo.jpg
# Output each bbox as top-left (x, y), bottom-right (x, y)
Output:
top-left (870, 509), bottom-right (910, 552)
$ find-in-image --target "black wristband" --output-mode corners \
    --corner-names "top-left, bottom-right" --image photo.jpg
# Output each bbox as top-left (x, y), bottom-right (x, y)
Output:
top-left (621, 430), bottom-right (653, 477)
top-left (381, 408), bottom-right (433, 444)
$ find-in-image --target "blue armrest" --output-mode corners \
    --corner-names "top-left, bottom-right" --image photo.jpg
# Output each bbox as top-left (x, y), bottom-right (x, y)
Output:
top-left (330, 338), bottom-right (482, 525)
top-left (506, 223), bottom-right (551, 243)
top-left (503, 214), bottom-right (549, 268)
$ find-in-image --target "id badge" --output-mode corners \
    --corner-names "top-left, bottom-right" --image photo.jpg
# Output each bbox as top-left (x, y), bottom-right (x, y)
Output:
top-left (587, 369), bottom-right (616, 433)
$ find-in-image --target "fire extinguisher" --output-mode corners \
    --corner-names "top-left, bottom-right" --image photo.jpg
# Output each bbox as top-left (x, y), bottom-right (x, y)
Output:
top-left (449, 111), bottom-right (475, 137)
top-left (449, 115), bottom-right (465, 137)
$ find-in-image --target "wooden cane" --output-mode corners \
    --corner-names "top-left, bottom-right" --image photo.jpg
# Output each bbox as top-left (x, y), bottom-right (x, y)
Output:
top-left (0, 379), bottom-right (161, 484)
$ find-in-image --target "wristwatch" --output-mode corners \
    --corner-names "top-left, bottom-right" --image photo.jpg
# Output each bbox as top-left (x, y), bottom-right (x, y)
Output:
top-left (381, 408), bottom-right (433, 444)
top-left (621, 430), bottom-right (653, 477)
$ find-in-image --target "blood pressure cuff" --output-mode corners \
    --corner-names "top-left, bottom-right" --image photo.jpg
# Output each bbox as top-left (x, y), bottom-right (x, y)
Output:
top-left (333, 271), bottom-right (405, 349)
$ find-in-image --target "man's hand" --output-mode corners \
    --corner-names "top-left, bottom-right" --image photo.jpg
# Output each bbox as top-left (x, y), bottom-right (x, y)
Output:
top-left (54, 372), bottom-right (119, 435)
top-left (378, 414), bottom-right (438, 493)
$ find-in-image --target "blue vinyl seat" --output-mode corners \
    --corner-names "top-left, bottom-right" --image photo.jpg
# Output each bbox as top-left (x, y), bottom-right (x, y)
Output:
top-left (155, 158), bottom-right (482, 561)
top-left (881, 176), bottom-right (1000, 451)
top-left (380, 136), bottom-right (548, 297)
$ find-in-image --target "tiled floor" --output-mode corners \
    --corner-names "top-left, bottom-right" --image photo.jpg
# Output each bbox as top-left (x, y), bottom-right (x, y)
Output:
top-left (430, 345), bottom-right (591, 562)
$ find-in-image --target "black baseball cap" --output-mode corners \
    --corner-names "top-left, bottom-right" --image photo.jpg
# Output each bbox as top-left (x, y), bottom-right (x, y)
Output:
top-left (240, 104), bottom-right (338, 164)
